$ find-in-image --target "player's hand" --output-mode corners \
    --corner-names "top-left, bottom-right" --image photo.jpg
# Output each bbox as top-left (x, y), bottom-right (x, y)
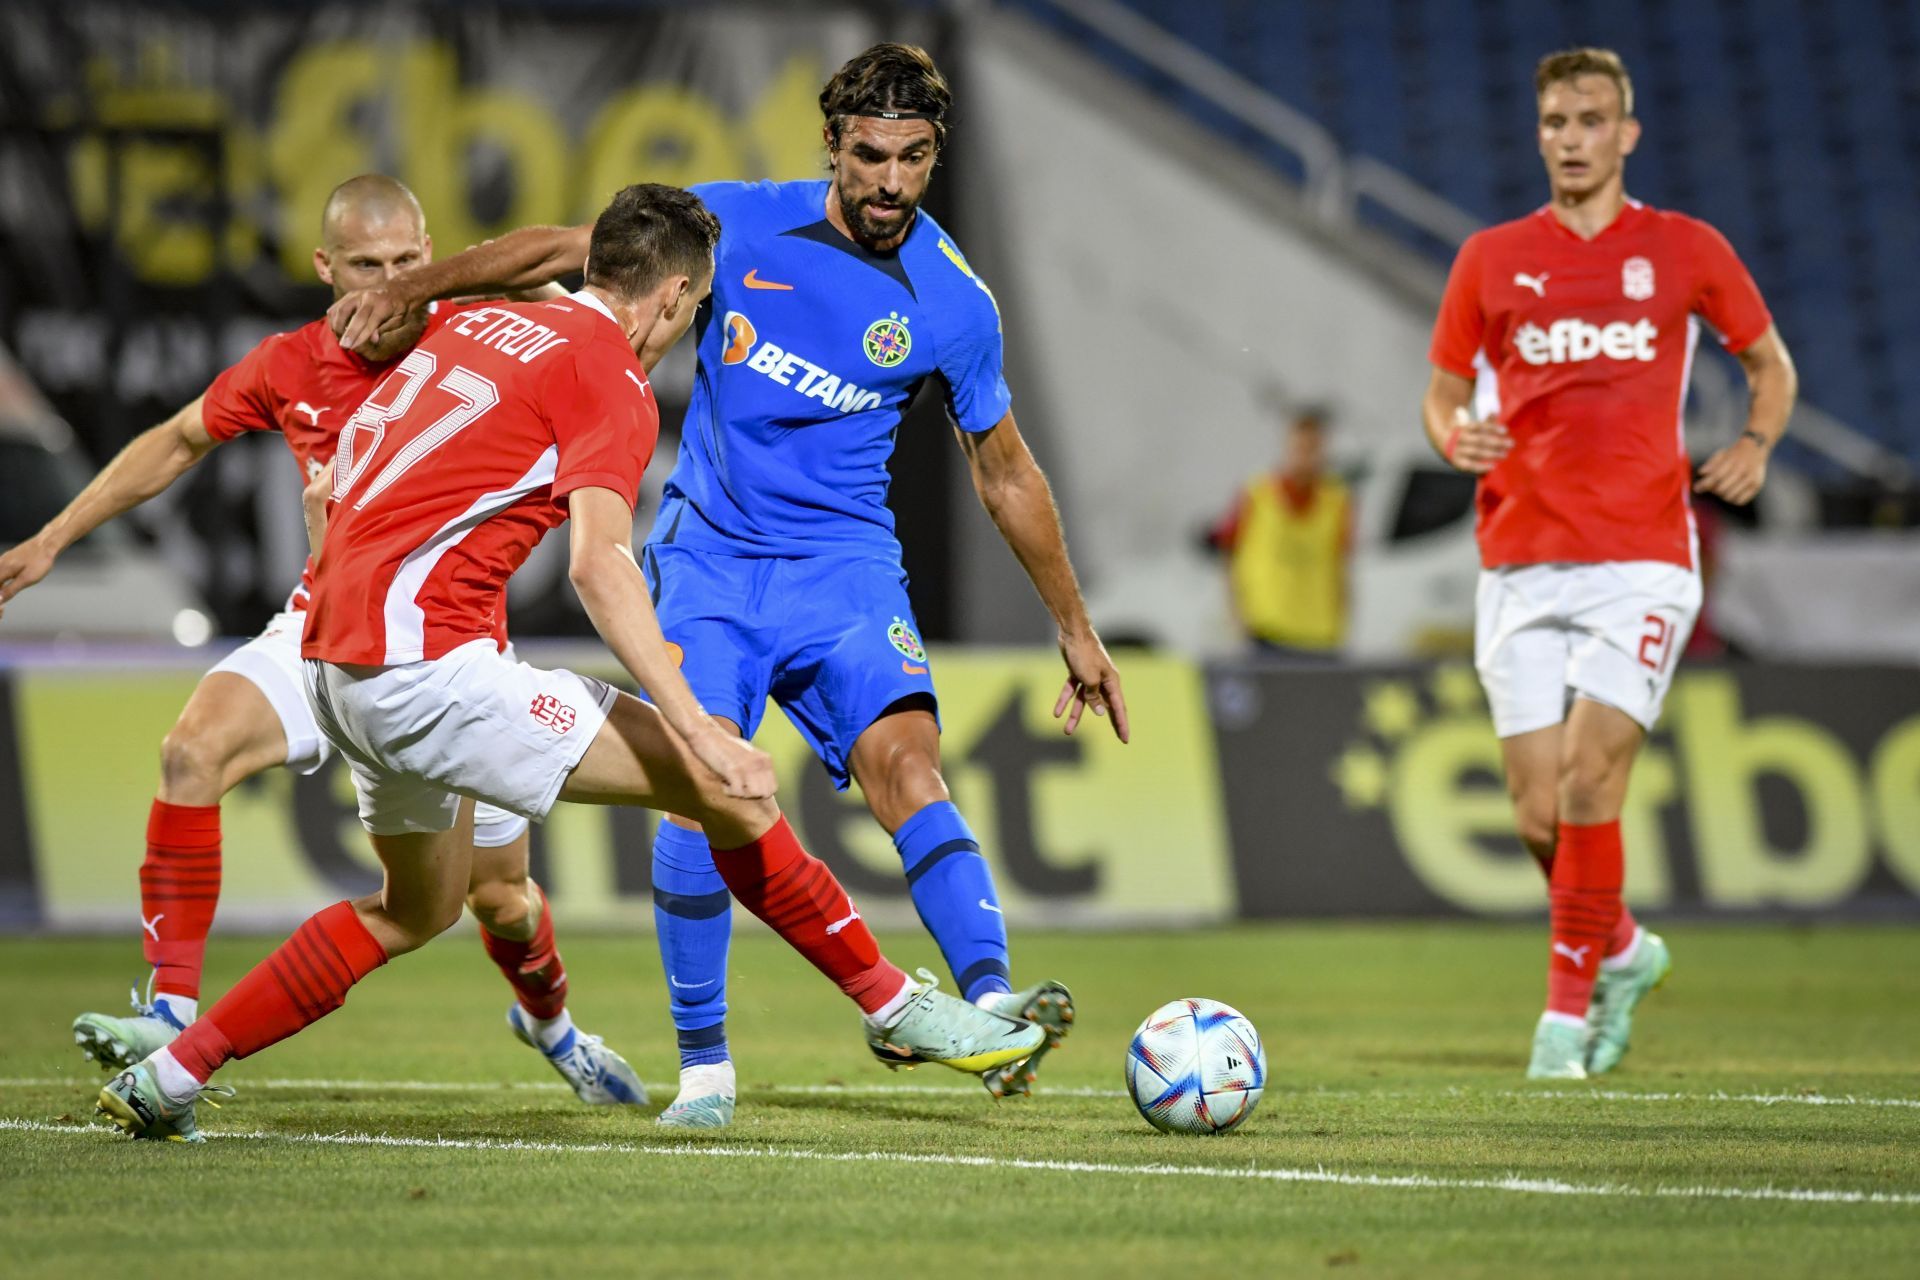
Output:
top-left (1443, 406), bottom-right (1511, 475)
top-left (301, 460), bottom-right (332, 556)
top-left (0, 535), bottom-right (58, 621)
top-left (329, 285), bottom-right (420, 359)
top-left (1054, 628), bottom-right (1130, 743)
top-left (690, 727), bottom-right (778, 800)
top-left (1694, 434), bottom-right (1769, 506)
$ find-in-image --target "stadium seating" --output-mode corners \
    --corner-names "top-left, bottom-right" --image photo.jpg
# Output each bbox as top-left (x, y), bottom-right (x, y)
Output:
top-left (1006, 0), bottom-right (1920, 471)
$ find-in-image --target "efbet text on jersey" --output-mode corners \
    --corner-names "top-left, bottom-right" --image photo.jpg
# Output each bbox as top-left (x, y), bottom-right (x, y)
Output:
top-left (1512, 317), bottom-right (1659, 366)
top-left (721, 309), bottom-right (884, 414)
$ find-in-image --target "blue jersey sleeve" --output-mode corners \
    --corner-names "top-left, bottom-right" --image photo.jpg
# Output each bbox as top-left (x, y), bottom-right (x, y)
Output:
top-left (935, 273), bottom-right (1013, 434)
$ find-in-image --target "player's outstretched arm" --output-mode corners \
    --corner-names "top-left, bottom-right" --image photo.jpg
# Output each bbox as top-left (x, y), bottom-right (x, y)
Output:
top-left (0, 396), bottom-right (215, 619)
top-left (565, 486), bottom-right (775, 800)
top-left (956, 414), bottom-right (1130, 743)
top-left (1695, 324), bottom-right (1797, 507)
top-left (1421, 368), bottom-right (1510, 475)
top-left (331, 224), bottom-right (592, 358)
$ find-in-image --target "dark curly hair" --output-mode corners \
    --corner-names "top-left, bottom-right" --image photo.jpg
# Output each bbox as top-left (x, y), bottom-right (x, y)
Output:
top-left (819, 42), bottom-right (952, 151)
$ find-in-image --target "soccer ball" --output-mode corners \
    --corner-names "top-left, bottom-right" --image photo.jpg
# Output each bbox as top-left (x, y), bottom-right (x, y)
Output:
top-left (1125, 998), bottom-right (1266, 1134)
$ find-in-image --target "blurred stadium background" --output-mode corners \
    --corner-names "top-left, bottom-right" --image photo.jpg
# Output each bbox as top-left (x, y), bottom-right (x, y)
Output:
top-left (2, 0), bottom-right (1917, 937)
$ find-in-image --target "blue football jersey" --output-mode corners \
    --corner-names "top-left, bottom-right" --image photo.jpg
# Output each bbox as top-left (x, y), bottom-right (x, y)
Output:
top-left (648, 179), bottom-right (1011, 558)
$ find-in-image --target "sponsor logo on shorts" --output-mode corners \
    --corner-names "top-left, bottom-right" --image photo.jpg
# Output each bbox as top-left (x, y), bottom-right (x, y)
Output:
top-left (887, 617), bottom-right (926, 663)
top-left (863, 313), bottom-right (912, 367)
top-left (528, 693), bottom-right (578, 734)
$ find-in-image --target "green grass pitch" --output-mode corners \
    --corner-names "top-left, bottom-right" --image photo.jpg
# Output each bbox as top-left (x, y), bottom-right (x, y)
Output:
top-left (2, 923), bottom-right (1917, 1277)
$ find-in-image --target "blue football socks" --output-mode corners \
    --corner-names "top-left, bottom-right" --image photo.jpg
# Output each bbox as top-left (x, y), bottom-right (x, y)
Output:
top-left (893, 801), bottom-right (1011, 1001)
top-left (652, 820), bottom-right (733, 1068)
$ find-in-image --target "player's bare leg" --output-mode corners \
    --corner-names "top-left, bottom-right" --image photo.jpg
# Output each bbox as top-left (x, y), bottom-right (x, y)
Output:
top-left (567, 694), bottom-right (1043, 1077)
top-left (74, 673), bottom-right (290, 1072)
top-left (100, 806), bottom-right (474, 1140)
top-left (467, 832), bottom-right (646, 1106)
top-left (849, 706), bottom-right (1072, 1098)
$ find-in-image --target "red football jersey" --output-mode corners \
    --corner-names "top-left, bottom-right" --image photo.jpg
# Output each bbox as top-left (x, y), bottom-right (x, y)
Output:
top-left (302, 291), bottom-right (658, 665)
top-left (200, 303), bottom-right (479, 609)
top-left (1429, 201), bottom-right (1772, 570)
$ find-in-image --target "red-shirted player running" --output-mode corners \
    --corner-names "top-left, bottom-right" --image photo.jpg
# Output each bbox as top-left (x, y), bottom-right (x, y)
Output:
top-left (0, 176), bottom-right (649, 1108)
top-left (91, 183), bottom-right (1043, 1142)
top-left (1422, 49), bottom-right (1797, 1079)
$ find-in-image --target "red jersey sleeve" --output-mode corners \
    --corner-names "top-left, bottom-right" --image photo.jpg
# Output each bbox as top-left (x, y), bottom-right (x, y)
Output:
top-left (200, 334), bottom-right (286, 442)
top-left (1428, 232), bottom-right (1487, 378)
top-left (1689, 219), bottom-right (1771, 354)
top-left (543, 339), bottom-right (659, 511)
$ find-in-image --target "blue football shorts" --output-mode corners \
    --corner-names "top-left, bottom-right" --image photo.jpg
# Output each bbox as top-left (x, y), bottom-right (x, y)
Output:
top-left (640, 542), bottom-right (940, 788)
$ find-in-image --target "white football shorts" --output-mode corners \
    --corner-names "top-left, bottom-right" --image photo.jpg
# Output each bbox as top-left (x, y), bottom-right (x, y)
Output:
top-left (220, 613), bottom-right (530, 846)
top-left (303, 638), bottom-right (616, 838)
top-left (1474, 561), bottom-right (1701, 738)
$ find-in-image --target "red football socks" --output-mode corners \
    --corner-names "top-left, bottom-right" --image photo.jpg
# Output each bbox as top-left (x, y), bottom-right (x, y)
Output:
top-left (140, 800), bottom-right (223, 1000)
top-left (166, 901), bottom-right (389, 1083)
top-left (1531, 833), bottom-right (1641, 960)
top-left (479, 884), bottom-right (569, 1020)
top-left (708, 816), bottom-right (907, 1016)
top-left (1545, 820), bottom-right (1624, 1017)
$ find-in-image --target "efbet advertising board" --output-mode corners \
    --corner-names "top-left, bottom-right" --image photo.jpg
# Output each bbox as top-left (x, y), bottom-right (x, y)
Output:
top-left (1, 651), bottom-right (1915, 932)
top-left (1209, 662), bottom-right (1920, 919)
top-left (0, 648), bottom-right (1231, 931)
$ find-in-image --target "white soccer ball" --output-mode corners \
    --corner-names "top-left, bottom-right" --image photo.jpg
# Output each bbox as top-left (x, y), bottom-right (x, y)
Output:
top-left (1125, 998), bottom-right (1266, 1134)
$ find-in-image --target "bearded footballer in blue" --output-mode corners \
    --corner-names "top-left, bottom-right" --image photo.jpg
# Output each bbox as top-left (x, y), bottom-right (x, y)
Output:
top-left (330, 43), bottom-right (1129, 1129)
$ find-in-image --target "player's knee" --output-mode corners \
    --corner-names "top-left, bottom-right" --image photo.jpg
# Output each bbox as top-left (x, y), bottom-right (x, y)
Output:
top-left (1557, 750), bottom-right (1623, 819)
top-left (866, 749), bottom-right (948, 826)
top-left (158, 722), bottom-right (234, 794)
top-left (466, 874), bottom-right (529, 933)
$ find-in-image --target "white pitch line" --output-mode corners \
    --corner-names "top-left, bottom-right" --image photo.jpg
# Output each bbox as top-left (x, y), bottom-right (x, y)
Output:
top-left (1, 1117), bottom-right (1914, 1208)
top-left (5, 1078), bottom-right (1920, 1109)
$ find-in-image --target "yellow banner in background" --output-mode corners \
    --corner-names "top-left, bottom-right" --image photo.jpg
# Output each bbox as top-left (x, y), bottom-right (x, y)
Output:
top-left (13, 649), bottom-right (1232, 931)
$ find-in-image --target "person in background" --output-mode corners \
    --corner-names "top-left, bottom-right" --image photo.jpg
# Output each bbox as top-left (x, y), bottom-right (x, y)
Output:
top-left (1209, 405), bottom-right (1353, 660)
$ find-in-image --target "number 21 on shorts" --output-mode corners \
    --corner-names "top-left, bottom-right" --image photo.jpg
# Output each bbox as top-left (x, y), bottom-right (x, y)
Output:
top-left (1638, 613), bottom-right (1678, 674)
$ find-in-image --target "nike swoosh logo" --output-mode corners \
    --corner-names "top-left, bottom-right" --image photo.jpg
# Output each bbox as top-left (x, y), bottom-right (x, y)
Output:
top-left (743, 269), bottom-right (794, 291)
top-left (978, 899), bottom-right (1002, 914)
top-left (669, 976), bottom-right (716, 990)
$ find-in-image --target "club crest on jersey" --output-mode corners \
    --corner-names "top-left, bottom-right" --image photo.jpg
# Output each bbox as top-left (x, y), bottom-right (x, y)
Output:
top-left (887, 617), bottom-right (926, 663)
top-left (1622, 256), bottom-right (1656, 301)
top-left (863, 313), bottom-right (912, 368)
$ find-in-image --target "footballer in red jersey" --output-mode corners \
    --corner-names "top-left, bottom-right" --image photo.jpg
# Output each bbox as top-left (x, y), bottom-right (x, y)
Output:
top-left (94, 184), bottom-right (1045, 1142)
top-left (1421, 49), bottom-right (1797, 1079)
top-left (0, 176), bottom-right (648, 1108)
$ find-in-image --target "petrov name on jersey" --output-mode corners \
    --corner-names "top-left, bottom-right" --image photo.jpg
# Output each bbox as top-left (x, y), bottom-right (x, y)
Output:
top-left (446, 305), bottom-right (572, 364)
top-left (720, 309), bottom-right (885, 415)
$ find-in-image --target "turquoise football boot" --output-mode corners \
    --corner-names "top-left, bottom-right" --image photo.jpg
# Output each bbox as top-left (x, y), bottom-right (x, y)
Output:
top-left (980, 979), bottom-right (1074, 1099)
top-left (1526, 1014), bottom-right (1590, 1080)
top-left (95, 1062), bottom-right (230, 1143)
top-left (656, 1062), bottom-right (737, 1129)
top-left (1586, 932), bottom-right (1672, 1075)
top-left (73, 979), bottom-right (190, 1073)
top-left (866, 970), bottom-right (1045, 1076)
